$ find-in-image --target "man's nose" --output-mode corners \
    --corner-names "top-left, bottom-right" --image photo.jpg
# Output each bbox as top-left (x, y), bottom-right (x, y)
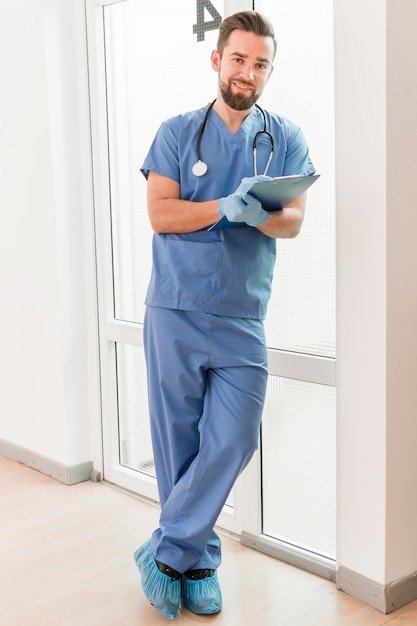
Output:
top-left (240, 65), bottom-right (255, 81)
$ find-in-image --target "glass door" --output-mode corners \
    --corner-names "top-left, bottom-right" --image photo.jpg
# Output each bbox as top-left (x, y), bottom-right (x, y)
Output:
top-left (88, 0), bottom-right (336, 564)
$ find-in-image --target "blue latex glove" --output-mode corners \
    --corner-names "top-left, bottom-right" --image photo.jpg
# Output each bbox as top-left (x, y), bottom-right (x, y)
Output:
top-left (234, 175), bottom-right (272, 195)
top-left (218, 175), bottom-right (272, 226)
top-left (218, 193), bottom-right (269, 226)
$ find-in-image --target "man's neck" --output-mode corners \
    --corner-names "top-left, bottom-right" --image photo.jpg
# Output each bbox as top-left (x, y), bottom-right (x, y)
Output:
top-left (212, 97), bottom-right (254, 135)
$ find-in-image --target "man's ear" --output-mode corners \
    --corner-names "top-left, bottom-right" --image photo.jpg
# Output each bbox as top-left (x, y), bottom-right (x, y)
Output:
top-left (211, 49), bottom-right (220, 72)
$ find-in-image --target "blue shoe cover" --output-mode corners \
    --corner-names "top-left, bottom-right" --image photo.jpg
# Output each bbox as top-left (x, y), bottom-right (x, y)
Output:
top-left (182, 571), bottom-right (222, 615)
top-left (133, 540), bottom-right (181, 620)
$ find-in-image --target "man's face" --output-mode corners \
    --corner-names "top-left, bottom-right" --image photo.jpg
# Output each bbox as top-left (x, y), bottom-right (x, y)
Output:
top-left (211, 29), bottom-right (275, 111)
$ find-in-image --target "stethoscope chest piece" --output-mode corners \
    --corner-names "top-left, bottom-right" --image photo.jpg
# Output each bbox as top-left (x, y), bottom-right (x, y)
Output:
top-left (192, 160), bottom-right (208, 177)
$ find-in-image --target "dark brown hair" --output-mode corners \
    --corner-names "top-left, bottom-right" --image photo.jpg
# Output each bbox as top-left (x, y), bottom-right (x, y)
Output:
top-left (217, 11), bottom-right (277, 59)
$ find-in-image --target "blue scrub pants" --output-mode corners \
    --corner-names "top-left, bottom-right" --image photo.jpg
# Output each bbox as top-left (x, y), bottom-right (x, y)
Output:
top-left (143, 306), bottom-right (268, 573)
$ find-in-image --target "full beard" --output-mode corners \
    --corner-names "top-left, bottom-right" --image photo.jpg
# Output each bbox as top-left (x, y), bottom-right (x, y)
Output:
top-left (219, 78), bottom-right (261, 111)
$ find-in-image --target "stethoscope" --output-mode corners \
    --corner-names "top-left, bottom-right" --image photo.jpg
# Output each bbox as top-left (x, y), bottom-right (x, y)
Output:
top-left (192, 99), bottom-right (275, 177)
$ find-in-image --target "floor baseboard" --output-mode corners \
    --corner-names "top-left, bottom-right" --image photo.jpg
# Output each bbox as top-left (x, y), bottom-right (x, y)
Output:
top-left (337, 566), bottom-right (417, 614)
top-left (241, 531), bottom-right (336, 582)
top-left (0, 438), bottom-right (95, 485)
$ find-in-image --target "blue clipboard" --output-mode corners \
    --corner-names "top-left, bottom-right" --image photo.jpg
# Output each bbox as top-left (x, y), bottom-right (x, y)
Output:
top-left (208, 173), bottom-right (320, 231)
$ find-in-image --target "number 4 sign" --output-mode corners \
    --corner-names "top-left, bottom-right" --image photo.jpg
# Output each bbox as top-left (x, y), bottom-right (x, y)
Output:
top-left (193, 0), bottom-right (222, 42)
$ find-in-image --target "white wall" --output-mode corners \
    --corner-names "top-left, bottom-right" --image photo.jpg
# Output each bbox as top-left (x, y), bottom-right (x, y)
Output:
top-left (335, 0), bottom-right (387, 583)
top-left (336, 0), bottom-right (417, 588)
top-left (0, 0), bottom-right (101, 468)
top-left (385, 0), bottom-right (417, 583)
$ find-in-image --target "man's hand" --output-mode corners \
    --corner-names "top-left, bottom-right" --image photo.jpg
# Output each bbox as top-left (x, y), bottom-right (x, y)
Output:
top-left (218, 175), bottom-right (272, 227)
top-left (234, 175), bottom-right (272, 195)
top-left (218, 193), bottom-right (269, 226)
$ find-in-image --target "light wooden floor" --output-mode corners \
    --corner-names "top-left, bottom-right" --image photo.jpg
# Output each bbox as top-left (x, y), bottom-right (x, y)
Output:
top-left (1, 456), bottom-right (417, 626)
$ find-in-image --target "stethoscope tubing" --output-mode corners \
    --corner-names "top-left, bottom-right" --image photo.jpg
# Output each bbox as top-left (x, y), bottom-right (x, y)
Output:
top-left (193, 100), bottom-right (275, 177)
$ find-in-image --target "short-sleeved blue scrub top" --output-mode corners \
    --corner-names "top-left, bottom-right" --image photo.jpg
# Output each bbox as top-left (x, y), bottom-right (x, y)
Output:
top-left (141, 105), bottom-right (315, 320)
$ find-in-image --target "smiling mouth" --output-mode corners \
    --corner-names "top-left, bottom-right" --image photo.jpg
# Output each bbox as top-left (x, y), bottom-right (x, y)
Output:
top-left (232, 80), bottom-right (254, 92)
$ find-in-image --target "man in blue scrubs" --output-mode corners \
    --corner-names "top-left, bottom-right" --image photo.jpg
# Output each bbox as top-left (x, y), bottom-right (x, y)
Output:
top-left (134, 10), bottom-right (315, 619)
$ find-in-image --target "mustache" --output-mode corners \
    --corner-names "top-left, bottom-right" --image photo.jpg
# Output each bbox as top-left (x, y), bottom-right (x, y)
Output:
top-left (231, 78), bottom-right (255, 89)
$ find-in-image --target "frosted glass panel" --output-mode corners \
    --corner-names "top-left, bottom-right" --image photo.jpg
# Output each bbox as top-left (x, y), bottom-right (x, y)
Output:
top-left (256, 0), bottom-right (335, 358)
top-left (255, 0), bottom-right (336, 560)
top-left (104, 0), bottom-right (221, 324)
top-left (104, 0), bottom-right (335, 353)
top-left (116, 343), bottom-right (155, 477)
top-left (262, 377), bottom-right (336, 558)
